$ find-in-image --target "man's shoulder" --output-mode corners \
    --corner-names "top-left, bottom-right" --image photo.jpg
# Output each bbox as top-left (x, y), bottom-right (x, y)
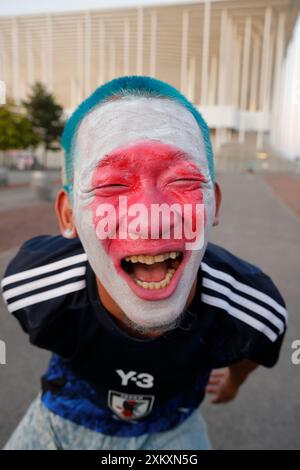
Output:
top-left (199, 242), bottom-right (287, 346)
top-left (1, 235), bottom-right (88, 317)
top-left (21, 234), bottom-right (84, 258)
top-left (5, 235), bottom-right (86, 275)
top-left (202, 242), bottom-right (283, 297)
top-left (203, 242), bottom-right (262, 278)
top-left (201, 242), bottom-right (286, 309)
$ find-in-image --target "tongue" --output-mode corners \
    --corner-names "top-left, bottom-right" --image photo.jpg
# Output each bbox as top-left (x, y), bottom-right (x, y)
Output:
top-left (133, 261), bottom-right (169, 282)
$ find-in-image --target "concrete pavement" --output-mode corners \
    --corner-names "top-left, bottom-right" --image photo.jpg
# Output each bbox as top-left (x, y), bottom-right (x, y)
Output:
top-left (202, 173), bottom-right (300, 450)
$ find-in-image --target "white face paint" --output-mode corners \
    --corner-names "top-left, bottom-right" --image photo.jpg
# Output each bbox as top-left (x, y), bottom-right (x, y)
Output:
top-left (72, 96), bottom-right (215, 333)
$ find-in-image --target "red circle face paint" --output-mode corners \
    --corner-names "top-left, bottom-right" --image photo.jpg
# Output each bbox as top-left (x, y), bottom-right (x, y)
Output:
top-left (87, 141), bottom-right (207, 301)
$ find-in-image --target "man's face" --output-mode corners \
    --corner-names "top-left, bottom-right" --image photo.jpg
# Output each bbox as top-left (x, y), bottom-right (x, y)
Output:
top-left (72, 96), bottom-right (216, 332)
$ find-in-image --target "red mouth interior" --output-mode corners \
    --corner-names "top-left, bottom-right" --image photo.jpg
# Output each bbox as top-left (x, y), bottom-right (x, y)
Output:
top-left (121, 253), bottom-right (183, 283)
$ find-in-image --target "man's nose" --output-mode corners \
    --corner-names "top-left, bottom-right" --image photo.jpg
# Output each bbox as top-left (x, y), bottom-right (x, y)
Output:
top-left (126, 187), bottom-right (180, 239)
top-left (137, 185), bottom-right (164, 207)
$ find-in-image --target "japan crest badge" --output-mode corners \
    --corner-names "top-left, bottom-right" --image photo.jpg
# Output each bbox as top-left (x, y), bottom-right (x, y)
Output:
top-left (108, 390), bottom-right (155, 421)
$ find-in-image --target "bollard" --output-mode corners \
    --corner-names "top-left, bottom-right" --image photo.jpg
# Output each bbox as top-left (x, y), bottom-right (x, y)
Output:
top-left (31, 171), bottom-right (53, 201)
top-left (0, 167), bottom-right (9, 186)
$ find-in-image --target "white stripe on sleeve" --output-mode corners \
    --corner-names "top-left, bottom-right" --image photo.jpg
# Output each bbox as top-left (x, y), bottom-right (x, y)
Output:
top-left (202, 277), bottom-right (285, 334)
top-left (201, 262), bottom-right (287, 321)
top-left (7, 280), bottom-right (86, 313)
top-left (201, 293), bottom-right (278, 342)
top-left (1, 253), bottom-right (87, 288)
top-left (3, 266), bottom-right (86, 301)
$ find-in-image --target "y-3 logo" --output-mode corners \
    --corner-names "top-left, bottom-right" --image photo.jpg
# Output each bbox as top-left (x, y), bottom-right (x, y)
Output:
top-left (116, 369), bottom-right (154, 389)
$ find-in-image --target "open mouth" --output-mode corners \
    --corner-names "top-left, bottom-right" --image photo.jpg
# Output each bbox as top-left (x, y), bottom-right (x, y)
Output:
top-left (120, 251), bottom-right (184, 295)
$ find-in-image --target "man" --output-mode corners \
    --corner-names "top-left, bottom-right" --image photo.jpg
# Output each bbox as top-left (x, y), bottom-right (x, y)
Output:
top-left (2, 76), bottom-right (287, 450)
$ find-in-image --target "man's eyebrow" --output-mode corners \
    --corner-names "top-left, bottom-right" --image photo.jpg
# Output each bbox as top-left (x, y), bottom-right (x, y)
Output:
top-left (96, 148), bottom-right (192, 168)
top-left (171, 149), bottom-right (191, 160)
top-left (96, 152), bottom-right (130, 167)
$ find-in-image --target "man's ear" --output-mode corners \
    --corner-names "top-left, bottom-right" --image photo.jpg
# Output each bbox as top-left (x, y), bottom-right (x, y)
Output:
top-left (55, 189), bottom-right (78, 238)
top-left (213, 181), bottom-right (222, 227)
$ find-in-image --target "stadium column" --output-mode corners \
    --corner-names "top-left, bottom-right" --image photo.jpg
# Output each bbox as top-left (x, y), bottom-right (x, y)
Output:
top-left (232, 25), bottom-right (241, 110)
top-left (149, 12), bottom-right (157, 78)
top-left (257, 7), bottom-right (272, 150)
top-left (26, 29), bottom-right (34, 91)
top-left (215, 9), bottom-right (227, 153)
top-left (123, 18), bottom-right (130, 76)
top-left (200, 0), bottom-right (211, 106)
top-left (187, 55), bottom-right (196, 102)
top-left (98, 19), bottom-right (106, 85)
top-left (0, 32), bottom-right (4, 86)
top-left (224, 15), bottom-right (233, 144)
top-left (239, 16), bottom-right (252, 144)
top-left (41, 25), bottom-right (48, 87)
top-left (46, 15), bottom-right (53, 93)
top-left (76, 19), bottom-right (84, 104)
top-left (11, 16), bottom-right (20, 105)
top-left (249, 35), bottom-right (260, 112)
top-left (270, 11), bottom-right (286, 149)
top-left (109, 40), bottom-right (116, 80)
top-left (136, 7), bottom-right (144, 75)
top-left (208, 54), bottom-right (217, 106)
top-left (180, 10), bottom-right (189, 95)
top-left (84, 10), bottom-right (91, 98)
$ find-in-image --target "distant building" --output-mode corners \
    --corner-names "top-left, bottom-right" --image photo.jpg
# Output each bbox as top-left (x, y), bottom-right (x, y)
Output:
top-left (0, 0), bottom-right (299, 159)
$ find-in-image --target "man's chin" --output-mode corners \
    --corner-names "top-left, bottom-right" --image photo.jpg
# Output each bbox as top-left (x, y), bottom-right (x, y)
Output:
top-left (122, 309), bottom-right (186, 339)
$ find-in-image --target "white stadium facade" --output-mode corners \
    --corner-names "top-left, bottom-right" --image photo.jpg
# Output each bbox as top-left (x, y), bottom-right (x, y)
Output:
top-left (0, 0), bottom-right (300, 168)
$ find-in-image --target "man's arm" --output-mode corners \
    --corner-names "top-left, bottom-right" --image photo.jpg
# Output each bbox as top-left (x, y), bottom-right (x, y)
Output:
top-left (1, 235), bottom-right (86, 357)
top-left (205, 360), bottom-right (258, 404)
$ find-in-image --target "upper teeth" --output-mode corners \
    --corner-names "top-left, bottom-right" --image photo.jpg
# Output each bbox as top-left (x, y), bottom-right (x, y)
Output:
top-left (124, 252), bottom-right (180, 264)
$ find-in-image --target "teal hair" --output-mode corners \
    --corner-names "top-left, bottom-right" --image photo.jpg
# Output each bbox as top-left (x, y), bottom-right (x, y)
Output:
top-left (61, 75), bottom-right (215, 196)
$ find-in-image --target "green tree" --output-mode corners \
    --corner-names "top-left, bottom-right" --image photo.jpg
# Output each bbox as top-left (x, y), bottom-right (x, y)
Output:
top-left (0, 105), bottom-right (39, 152)
top-left (23, 82), bottom-right (65, 167)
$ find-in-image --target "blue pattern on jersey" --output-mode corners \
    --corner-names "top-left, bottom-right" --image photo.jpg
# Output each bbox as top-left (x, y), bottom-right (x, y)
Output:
top-left (41, 354), bottom-right (211, 437)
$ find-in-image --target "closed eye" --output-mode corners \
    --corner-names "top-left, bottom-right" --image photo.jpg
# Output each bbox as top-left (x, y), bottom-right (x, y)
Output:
top-left (96, 184), bottom-right (128, 188)
top-left (94, 183), bottom-right (130, 196)
top-left (172, 178), bottom-right (203, 183)
top-left (167, 178), bottom-right (206, 186)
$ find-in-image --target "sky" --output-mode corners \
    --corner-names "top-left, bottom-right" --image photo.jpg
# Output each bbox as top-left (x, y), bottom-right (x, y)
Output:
top-left (0, 0), bottom-right (201, 16)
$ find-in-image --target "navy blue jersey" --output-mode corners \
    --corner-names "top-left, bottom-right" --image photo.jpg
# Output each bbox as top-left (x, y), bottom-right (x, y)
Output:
top-left (1, 236), bottom-right (287, 436)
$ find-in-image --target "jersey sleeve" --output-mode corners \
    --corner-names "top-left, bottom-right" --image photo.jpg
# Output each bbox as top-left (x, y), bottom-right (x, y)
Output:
top-left (237, 272), bottom-right (287, 367)
top-left (1, 235), bottom-right (87, 357)
top-left (201, 251), bottom-right (288, 369)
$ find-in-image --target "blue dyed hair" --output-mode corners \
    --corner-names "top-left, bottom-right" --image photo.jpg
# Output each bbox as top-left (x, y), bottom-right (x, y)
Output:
top-left (61, 75), bottom-right (214, 196)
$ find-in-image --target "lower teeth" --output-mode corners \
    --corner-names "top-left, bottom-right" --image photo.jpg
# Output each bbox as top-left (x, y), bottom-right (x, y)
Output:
top-left (135, 268), bottom-right (176, 290)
